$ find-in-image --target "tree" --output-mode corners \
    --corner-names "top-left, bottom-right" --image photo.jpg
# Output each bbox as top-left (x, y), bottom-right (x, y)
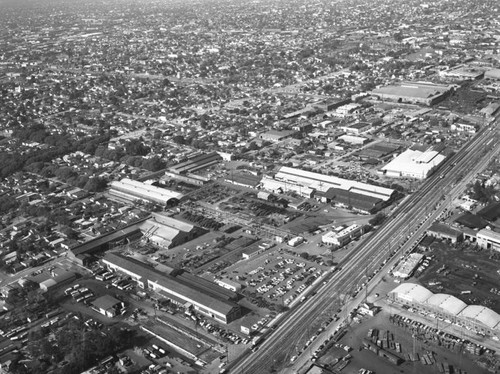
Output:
top-left (369, 213), bottom-right (387, 226)
top-left (83, 177), bottom-right (107, 192)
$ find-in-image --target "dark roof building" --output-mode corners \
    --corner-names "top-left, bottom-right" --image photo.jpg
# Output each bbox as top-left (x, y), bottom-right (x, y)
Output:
top-left (426, 222), bottom-right (463, 243)
top-left (92, 295), bottom-right (123, 318)
top-left (68, 223), bottom-right (144, 260)
top-left (455, 213), bottom-right (488, 229)
top-left (320, 187), bottom-right (384, 214)
top-left (169, 151), bottom-right (222, 175)
top-left (478, 202), bottom-right (500, 222)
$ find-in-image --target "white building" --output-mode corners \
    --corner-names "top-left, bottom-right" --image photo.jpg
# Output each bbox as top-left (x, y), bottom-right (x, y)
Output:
top-left (381, 147), bottom-right (446, 180)
top-left (392, 253), bottom-right (424, 279)
top-left (266, 166), bottom-right (394, 201)
top-left (477, 229), bottom-right (500, 251)
top-left (322, 224), bottom-right (362, 247)
top-left (109, 178), bottom-right (184, 206)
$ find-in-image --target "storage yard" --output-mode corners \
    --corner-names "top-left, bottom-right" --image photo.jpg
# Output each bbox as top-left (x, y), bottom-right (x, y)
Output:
top-left (311, 309), bottom-right (497, 374)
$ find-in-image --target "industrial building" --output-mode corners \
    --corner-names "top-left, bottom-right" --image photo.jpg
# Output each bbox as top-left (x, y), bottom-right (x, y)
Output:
top-left (371, 82), bottom-right (453, 106)
top-left (265, 166), bottom-right (394, 202)
top-left (389, 283), bottom-right (500, 337)
top-left (439, 66), bottom-right (485, 80)
top-left (260, 130), bottom-right (298, 142)
top-left (169, 151), bottom-right (222, 175)
top-left (484, 69), bottom-right (500, 80)
top-left (68, 214), bottom-right (200, 263)
top-left (138, 212), bottom-right (201, 249)
top-left (339, 122), bottom-right (372, 135)
top-left (92, 295), bottom-right (124, 318)
top-left (102, 253), bottom-right (241, 324)
top-left (319, 187), bottom-right (384, 214)
top-left (260, 175), bottom-right (315, 198)
top-left (450, 122), bottom-right (479, 133)
top-left (28, 269), bottom-right (77, 293)
top-left (337, 134), bottom-right (369, 145)
top-left (68, 223), bottom-right (145, 264)
top-left (476, 228), bottom-right (500, 251)
top-left (225, 172), bottom-right (262, 188)
top-left (109, 178), bottom-right (184, 207)
top-left (381, 145), bottom-right (446, 180)
top-left (321, 224), bottom-right (363, 247)
top-left (392, 253), bottom-right (424, 279)
top-left (426, 222), bottom-right (463, 243)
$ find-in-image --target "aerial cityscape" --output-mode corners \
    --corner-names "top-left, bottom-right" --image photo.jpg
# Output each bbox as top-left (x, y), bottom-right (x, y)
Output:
top-left (1, 0), bottom-right (500, 373)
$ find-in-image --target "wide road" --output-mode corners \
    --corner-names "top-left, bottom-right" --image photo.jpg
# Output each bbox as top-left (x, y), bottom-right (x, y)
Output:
top-left (228, 122), bottom-right (500, 374)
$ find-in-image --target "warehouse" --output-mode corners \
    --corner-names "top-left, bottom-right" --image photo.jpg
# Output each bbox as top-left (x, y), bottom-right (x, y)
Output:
top-left (139, 213), bottom-right (200, 249)
top-left (269, 166), bottom-right (394, 201)
top-left (109, 178), bottom-right (184, 207)
top-left (389, 283), bottom-right (500, 336)
top-left (371, 82), bottom-right (453, 106)
top-left (29, 269), bottom-right (77, 294)
top-left (392, 253), bottom-right (424, 279)
top-left (381, 145), bottom-right (446, 180)
top-left (92, 295), bottom-right (124, 318)
top-left (426, 222), bottom-right (463, 243)
top-left (68, 223), bottom-right (144, 262)
top-left (260, 130), bottom-right (298, 142)
top-left (320, 187), bottom-right (384, 214)
top-left (321, 224), bottom-right (363, 247)
top-left (102, 253), bottom-right (241, 324)
top-left (338, 122), bottom-right (371, 135)
top-left (476, 228), bottom-right (500, 251)
top-left (484, 68), bottom-right (500, 80)
top-left (439, 66), bottom-right (484, 80)
top-left (260, 175), bottom-right (315, 198)
top-left (169, 151), bottom-right (222, 175)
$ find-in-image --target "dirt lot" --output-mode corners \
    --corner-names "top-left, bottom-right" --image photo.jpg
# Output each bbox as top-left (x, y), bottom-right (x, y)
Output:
top-left (415, 239), bottom-right (500, 313)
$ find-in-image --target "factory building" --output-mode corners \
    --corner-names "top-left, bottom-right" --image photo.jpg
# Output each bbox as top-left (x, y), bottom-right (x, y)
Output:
top-left (268, 166), bottom-right (394, 201)
top-left (169, 151), bottom-right (222, 175)
top-left (371, 82), bottom-right (453, 106)
top-left (321, 224), bottom-right (363, 247)
top-left (102, 253), bottom-right (241, 324)
top-left (476, 228), bottom-right (500, 251)
top-left (109, 178), bottom-right (183, 207)
top-left (381, 145), bottom-right (446, 180)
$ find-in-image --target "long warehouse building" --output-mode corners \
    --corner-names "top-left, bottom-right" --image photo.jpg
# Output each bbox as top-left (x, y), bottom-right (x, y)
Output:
top-left (102, 253), bottom-right (241, 324)
top-left (266, 166), bottom-right (395, 201)
top-left (109, 178), bottom-right (184, 207)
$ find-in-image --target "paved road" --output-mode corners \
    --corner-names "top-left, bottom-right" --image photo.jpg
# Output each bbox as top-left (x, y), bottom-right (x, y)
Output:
top-left (228, 121), bottom-right (500, 374)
